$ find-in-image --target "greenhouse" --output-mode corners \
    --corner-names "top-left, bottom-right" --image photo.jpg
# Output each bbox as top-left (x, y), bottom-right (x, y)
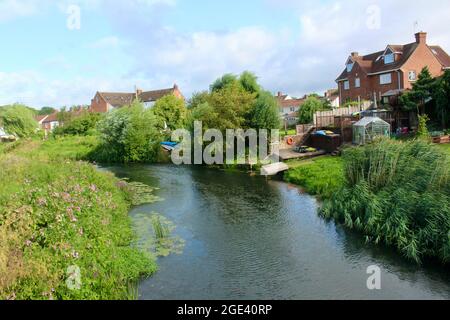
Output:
top-left (352, 117), bottom-right (391, 145)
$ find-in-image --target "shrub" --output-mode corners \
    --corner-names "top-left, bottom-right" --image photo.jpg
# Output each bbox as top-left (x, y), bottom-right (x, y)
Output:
top-left (53, 112), bottom-right (101, 136)
top-left (321, 139), bottom-right (450, 264)
top-left (0, 104), bottom-right (38, 138)
top-left (94, 101), bottom-right (162, 163)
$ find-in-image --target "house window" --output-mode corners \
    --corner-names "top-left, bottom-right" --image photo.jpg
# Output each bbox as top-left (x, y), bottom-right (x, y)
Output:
top-left (408, 71), bottom-right (417, 82)
top-left (355, 78), bottom-right (361, 88)
top-left (384, 53), bottom-right (395, 64)
top-left (344, 80), bottom-right (350, 90)
top-left (347, 62), bottom-right (354, 73)
top-left (380, 73), bottom-right (392, 85)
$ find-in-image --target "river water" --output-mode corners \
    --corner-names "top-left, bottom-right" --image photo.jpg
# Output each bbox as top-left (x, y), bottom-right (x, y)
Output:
top-left (106, 164), bottom-right (450, 300)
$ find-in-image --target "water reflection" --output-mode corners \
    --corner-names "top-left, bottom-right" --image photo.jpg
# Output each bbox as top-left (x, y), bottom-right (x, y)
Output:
top-left (104, 164), bottom-right (450, 300)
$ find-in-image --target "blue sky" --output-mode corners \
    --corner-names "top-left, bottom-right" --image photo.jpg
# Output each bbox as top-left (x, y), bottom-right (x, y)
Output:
top-left (1, 0), bottom-right (450, 108)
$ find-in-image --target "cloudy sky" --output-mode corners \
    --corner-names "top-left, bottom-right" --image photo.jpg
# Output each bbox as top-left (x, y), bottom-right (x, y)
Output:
top-left (1, 0), bottom-right (450, 108)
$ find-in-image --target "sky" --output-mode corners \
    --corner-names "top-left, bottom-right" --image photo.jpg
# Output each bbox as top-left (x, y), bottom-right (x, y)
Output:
top-left (1, 0), bottom-right (450, 109)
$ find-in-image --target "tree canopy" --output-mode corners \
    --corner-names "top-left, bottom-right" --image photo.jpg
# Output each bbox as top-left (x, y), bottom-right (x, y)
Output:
top-left (152, 94), bottom-right (187, 131)
top-left (0, 104), bottom-right (37, 138)
top-left (298, 96), bottom-right (327, 124)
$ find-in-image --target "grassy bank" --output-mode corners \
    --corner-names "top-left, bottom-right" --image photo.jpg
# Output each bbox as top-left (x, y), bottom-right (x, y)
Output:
top-left (0, 140), bottom-right (157, 299)
top-left (283, 156), bottom-right (344, 199)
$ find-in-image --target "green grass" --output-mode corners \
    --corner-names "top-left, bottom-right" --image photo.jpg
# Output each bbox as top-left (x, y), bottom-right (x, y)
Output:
top-left (436, 143), bottom-right (450, 157)
top-left (0, 139), bottom-right (157, 299)
top-left (284, 156), bottom-right (344, 199)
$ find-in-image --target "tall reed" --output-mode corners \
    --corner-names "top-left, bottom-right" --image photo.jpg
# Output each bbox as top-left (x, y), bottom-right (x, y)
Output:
top-left (321, 138), bottom-right (450, 264)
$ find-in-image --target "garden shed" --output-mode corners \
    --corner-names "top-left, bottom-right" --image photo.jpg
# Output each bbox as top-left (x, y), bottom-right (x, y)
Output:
top-left (353, 117), bottom-right (390, 145)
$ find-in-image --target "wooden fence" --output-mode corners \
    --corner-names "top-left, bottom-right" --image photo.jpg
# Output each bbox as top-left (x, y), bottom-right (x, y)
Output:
top-left (313, 103), bottom-right (371, 128)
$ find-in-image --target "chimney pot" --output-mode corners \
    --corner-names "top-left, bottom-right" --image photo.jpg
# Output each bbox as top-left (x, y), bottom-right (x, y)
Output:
top-left (415, 32), bottom-right (427, 44)
top-left (351, 52), bottom-right (359, 58)
top-left (277, 91), bottom-right (282, 97)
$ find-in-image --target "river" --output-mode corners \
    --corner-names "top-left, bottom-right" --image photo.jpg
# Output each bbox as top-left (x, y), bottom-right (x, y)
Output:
top-left (106, 164), bottom-right (450, 300)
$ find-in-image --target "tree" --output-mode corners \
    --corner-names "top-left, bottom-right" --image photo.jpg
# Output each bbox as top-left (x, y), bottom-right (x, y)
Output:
top-left (210, 74), bottom-right (239, 92)
top-left (38, 107), bottom-right (56, 115)
top-left (188, 91), bottom-right (210, 109)
top-left (152, 95), bottom-right (187, 131)
top-left (207, 82), bottom-right (256, 131)
top-left (239, 71), bottom-right (261, 94)
top-left (298, 96), bottom-right (325, 124)
top-left (399, 67), bottom-right (435, 113)
top-left (250, 91), bottom-right (281, 129)
top-left (434, 70), bottom-right (450, 129)
top-left (0, 104), bottom-right (37, 138)
top-left (53, 111), bottom-right (101, 136)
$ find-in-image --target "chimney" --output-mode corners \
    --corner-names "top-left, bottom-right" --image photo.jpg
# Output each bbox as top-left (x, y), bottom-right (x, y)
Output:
top-left (173, 83), bottom-right (179, 90)
top-left (415, 32), bottom-right (427, 44)
top-left (351, 52), bottom-right (359, 58)
top-left (136, 87), bottom-right (143, 97)
top-left (277, 91), bottom-right (282, 97)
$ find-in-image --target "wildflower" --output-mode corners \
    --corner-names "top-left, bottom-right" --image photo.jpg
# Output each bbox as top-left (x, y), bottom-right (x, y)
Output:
top-left (25, 240), bottom-right (32, 247)
top-left (89, 184), bottom-right (98, 192)
top-left (78, 227), bottom-right (84, 236)
top-left (37, 197), bottom-right (47, 206)
top-left (72, 251), bottom-right (80, 259)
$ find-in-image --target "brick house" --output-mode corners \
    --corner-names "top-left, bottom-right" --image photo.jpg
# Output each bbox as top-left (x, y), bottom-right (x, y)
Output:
top-left (275, 92), bottom-right (306, 126)
top-left (324, 89), bottom-right (340, 108)
top-left (336, 32), bottom-right (450, 106)
top-left (90, 84), bottom-right (184, 113)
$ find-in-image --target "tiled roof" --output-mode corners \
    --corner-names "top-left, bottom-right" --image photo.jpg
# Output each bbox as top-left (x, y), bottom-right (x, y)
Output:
top-left (98, 92), bottom-right (135, 108)
top-left (429, 46), bottom-right (450, 68)
top-left (138, 88), bottom-right (176, 102)
top-left (42, 113), bottom-right (59, 123)
top-left (98, 87), bottom-right (177, 108)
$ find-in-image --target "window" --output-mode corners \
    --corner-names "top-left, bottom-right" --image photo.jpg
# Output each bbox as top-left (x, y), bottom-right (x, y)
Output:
top-left (380, 73), bottom-right (392, 85)
top-left (408, 71), bottom-right (417, 82)
top-left (384, 53), bottom-right (395, 64)
top-left (347, 62), bottom-right (354, 73)
top-left (344, 80), bottom-right (350, 90)
top-left (355, 78), bottom-right (361, 88)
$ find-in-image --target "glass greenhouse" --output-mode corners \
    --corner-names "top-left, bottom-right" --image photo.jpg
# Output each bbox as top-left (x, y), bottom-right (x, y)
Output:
top-left (352, 117), bottom-right (391, 145)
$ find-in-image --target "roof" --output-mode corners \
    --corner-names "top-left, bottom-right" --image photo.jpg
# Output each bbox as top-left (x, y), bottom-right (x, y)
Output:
top-left (337, 37), bottom-right (450, 81)
top-left (98, 86), bottom-right (179, 108)
top-left (429, 46), bottom-right (450, 68)
top-left (35, 115), bottom-right (48, 123)
top-left (354, 116), bottom-right (389, 127)
top-left (138, 88), bottom-right (176, 102)
top-left (42, 113), bottom-right (59, 123)
top-left (275, 94), bottom-right (305, 108)
top-left (98, 92), bottom-right (135, 108)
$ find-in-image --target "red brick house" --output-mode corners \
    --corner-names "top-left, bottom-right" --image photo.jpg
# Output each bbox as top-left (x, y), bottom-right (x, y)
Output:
top-left (90, 84), bottom-right (184, 113)
top-left (336, 32), bottom-right (450, 106)
top-left (275, 92), bottom-right (306, 126)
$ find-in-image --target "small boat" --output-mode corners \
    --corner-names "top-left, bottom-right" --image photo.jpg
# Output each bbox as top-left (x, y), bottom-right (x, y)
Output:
top-left (160, 142), bottom-right (178, 152)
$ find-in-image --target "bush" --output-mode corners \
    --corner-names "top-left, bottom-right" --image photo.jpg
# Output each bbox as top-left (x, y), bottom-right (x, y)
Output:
top-left (94, 101), bottom-right (162, 163)
top-left (0, 104), bottom-right (38, 138)
top-left (53, 112), bottom-right (102, 136)
top-left (152, 95), bottom-right (187, 132)
top-left (321, 139), bottom-right (450, 264)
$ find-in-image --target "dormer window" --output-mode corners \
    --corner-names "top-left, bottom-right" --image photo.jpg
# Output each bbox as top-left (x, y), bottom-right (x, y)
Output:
top-left (347, 62), bottom-right (354, 73)
top-left (384, 53), bottom-right (395, 64)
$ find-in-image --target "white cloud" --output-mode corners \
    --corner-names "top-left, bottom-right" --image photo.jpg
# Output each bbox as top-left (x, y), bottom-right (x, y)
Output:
top-left (0, 0), bottom-right (41, 22)
top-left (88, 36), bottom-right (121, 49)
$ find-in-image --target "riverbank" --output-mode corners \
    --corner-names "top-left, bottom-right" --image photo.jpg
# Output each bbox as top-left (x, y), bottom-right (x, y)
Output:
top-left (0, 139), bottom-right (157, 299)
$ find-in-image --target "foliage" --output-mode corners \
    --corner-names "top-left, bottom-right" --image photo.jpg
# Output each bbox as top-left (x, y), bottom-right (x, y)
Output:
top-left (434, 70), bottom-right (450, 129)
top-left (298, 96), bottom-right (327, 124)
top-left (417, 114), bottom-right (430, 138)
top-left (210, 71), bottom-right (260, 94)
top-left (29, 135), bottom-right (100, 161)
top-left (210, 73), bottom-right (239, 92)
top-left (0, 142), bottom-right (157, 299)
top-left (152, 94), bottom-right (187, 131)
top-left (94, 101), bottom-right (162, 163)
top-left (321, 139), bottom-right (450, 264)
top-left (239, 71), bottom-right (261, 94)
top-left (0, 104), bottom-right (38, 138)
top-left (38, 107), bottom-right (56, 116)
top-left (399, 67), bottom-right (435, 112)
top-left (249, 90), bottom-right (281, 130)
top-left (53, 112), bottom-right (102, 136)
top-left (284, 156), bottom-right (344, 199)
